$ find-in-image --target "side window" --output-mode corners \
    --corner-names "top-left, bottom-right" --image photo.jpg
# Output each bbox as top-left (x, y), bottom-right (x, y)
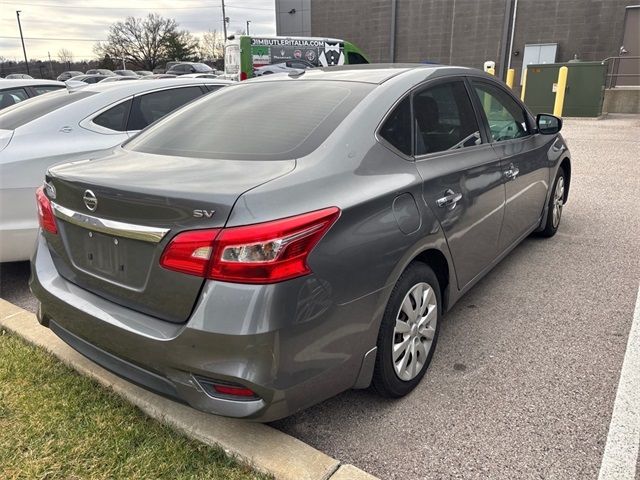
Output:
top-left (33, 85), bottom-right (64, 95)
top-left (126, 87), bottom-right (204, 131)
top-left (472, 81), bottom-right (529, 142)
top-left (379, 96), bottom-right (412, 156)
top-left (92, 99), bottom-right (132, 132)
top-left (414, 81), bottom-right (481, 156)
top-left (0, 88), bottom-right (29, 108)
top-left (347, 52), bottom-right (368, 65)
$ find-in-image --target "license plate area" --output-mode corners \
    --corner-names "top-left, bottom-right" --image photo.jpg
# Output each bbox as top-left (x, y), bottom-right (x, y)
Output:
top-left (60, 222), bottom-right (154, 288)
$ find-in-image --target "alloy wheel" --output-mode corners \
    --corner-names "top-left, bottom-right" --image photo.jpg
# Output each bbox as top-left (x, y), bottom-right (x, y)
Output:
top-left (552, 176), bottom-right (565, 229)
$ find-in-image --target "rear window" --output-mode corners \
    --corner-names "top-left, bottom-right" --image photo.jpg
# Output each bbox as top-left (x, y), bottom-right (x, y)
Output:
top-left (126, 81), bottom-right (373, 160)
top-left (0, 89), bottom-right (96, 130)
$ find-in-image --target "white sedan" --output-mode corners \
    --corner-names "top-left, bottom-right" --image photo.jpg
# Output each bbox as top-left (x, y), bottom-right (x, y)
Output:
top-left (0, 77), bottom-right (232, 262)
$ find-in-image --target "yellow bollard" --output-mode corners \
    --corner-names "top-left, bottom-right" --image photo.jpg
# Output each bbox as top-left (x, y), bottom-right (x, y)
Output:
top-left (506, 68), bottom-right (515, 89)
top-left (521, 68), bottom-right (528, 101)
top-left (487, 67), bottom-right (495, 75)
top-left (553, 66), bottom-right (568, 117)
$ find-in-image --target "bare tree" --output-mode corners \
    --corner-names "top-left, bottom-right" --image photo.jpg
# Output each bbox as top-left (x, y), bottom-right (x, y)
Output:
top-left (199, 30), bottom-right (225, 60)
top-left (57, 48), bottom-right (73, 64)
top-left (94, 13), bottom-right (179, 70)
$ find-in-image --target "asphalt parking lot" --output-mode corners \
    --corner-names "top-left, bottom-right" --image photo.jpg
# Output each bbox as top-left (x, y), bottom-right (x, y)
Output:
top-left (1, 115), bottom-right (638, 480)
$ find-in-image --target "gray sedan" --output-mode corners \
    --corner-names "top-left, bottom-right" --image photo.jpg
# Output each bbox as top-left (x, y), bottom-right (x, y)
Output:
top-left (0, 78), bottom-right (231, 262)
top-left (30, 64), bottom-right (570, 421)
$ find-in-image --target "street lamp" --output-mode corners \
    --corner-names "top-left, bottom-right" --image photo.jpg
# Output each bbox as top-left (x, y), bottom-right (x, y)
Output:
top-left (16, 11), bottom-right (30, 75)
top-left (246, 20), bottom-right (251, 35)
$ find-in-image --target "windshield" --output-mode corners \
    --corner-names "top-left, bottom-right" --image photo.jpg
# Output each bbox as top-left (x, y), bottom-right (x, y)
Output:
top-left (126, 80), bottom-right (373, 161)
top-left (0, 89), bottom-right (96, 130)
top-left (193, 63), bottom-right (212, 73)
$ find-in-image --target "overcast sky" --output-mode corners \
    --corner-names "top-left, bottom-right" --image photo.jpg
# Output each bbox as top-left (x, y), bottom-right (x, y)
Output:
top-left (0, 0), bottom-right (276, 61)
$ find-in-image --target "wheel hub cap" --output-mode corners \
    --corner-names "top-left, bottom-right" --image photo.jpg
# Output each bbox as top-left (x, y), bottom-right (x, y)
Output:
top-left (392, 282), bottom-right (437, 381)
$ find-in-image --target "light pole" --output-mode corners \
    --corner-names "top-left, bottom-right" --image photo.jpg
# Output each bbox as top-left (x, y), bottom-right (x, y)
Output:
top-left (246, 20), bottom-right (251, 35)
top-left (221, 0), bottom-right (228, 40)
top-left (16, 11), bottom-right (30, 75)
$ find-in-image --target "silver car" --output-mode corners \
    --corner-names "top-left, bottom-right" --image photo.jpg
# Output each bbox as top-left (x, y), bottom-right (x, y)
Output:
top-left (0, 78), bottom-right (231, 262)
top-left (31, 65), bottom-right (570, 421)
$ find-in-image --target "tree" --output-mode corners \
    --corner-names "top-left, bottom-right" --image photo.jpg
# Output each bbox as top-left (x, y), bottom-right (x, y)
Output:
top-left (57, 48), bottom-right (73, 64)
top-left (199, 30), bottom-right (225, 61)
top-left (94, 13), bottom-right (179, 70)
top-left (165, 30), bottom-right (200, 62)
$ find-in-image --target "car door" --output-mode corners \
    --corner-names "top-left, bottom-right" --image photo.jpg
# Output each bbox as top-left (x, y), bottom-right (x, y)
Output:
top-left (125, 86), bottom-right (206, 134)
top-left (470, 79), bottom-right (550, 251)
top-left (412, 78), bottom-right (506, 289)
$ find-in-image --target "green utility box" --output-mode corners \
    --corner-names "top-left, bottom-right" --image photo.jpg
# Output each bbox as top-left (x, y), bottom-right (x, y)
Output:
top-left (524, 62), bottom-right (607, 117)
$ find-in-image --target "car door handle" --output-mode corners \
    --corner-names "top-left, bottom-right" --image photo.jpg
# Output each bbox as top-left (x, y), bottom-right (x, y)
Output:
top-left (436, 189), bottom-right (463, 208)
top-left (504, 164), bottom-right (520, 180)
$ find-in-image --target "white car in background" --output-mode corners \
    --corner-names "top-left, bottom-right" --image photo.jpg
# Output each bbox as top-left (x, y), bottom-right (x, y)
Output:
top-left (0, 78), bottom-right (232, 262)
top-left (253, 59), bottom-right (315, 76)
top-left (0, 79), bottom-right (65, 109)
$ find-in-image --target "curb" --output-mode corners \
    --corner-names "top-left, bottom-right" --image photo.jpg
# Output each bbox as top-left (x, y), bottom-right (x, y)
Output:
top-left (0, 299), bottom-right (378, 480)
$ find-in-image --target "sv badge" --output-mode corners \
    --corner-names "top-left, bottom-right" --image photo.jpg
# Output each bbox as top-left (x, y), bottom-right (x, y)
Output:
top-left (193, 209), bottom-right (215, 219)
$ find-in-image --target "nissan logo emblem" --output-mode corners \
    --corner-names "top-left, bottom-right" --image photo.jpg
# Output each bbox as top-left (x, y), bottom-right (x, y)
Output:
top-left (83, 189), bottom-right (98, 212)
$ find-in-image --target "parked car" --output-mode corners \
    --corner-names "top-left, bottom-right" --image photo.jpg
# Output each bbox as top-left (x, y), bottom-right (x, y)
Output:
top-left (29, 65), bottom-right (571, 421)
top-left (85, 69), bottom-right (116, 76)
top-left (4, 73), bottom-right (33, 79)
top-left (57, 71), bottom-right (84, 82)
top-left (0, 79), bottom-right (65, 110)
top-left (166, 62), bottom-right (214, 75)
top-left (180, 73), bottom-right (219, 79)
top-left (99, 76), bottom-right (139, 83)
top-left (113, 70), bottom-right (138, 77)
top-left (254, 59), bottom-right (315, 76)
top-left (135, 70), bottom-right (153, 77)
top-left (0, 78), bottom-right (231, 262)
top-left (66, 74), bottom-right (109, 84)
top-left (140, 74), bottom-right (177, 80)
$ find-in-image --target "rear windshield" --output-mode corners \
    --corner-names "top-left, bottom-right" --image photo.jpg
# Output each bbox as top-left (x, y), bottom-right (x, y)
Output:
top-left (126, 80), bottom-right (373, 160)
top-left (0, 89), bottom-right (96, 130)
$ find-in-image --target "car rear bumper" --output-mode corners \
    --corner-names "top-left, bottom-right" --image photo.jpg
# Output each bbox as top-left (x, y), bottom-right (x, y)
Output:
top-left (30, 233), bottom-right (383, 421)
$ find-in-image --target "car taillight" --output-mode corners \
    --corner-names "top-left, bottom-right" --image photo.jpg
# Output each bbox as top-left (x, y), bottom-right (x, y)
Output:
top-left (35, 186), bottom-right (57, 234)
top-left (160, 207), bottom-right (340, 284)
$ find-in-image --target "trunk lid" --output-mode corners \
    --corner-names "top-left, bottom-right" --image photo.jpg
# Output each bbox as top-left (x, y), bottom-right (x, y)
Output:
top-left (45, 148), bottom-right (295, 323)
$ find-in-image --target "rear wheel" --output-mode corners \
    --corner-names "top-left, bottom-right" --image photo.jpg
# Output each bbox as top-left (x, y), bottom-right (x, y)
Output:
top-left (538, 168), bottom-right (566, 237)
top-left (373, 262), bottom-right (440, 397)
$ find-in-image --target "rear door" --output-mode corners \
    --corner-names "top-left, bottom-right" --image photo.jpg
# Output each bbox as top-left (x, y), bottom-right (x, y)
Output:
top-left (412, 78), bottom-right (506, 289)
top-left (470, 79), bottom-right (550, 251)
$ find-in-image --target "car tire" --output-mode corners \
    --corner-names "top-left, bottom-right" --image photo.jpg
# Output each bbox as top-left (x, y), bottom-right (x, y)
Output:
top-left (372, 262), bottom-right (441, 398)
top-left (537, 167), bottom-right (566, 238)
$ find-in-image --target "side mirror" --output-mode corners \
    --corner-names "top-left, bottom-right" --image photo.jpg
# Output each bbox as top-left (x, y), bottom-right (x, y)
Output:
top-left (190, 67), bottom-right (196, 73)
top-left (537, 113), bottom-right (562, 135)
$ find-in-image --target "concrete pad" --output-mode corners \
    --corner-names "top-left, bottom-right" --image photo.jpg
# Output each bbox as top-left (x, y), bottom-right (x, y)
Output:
top-left (330, 464), bottom-right (380, 480)
top-left (0, 298), bottom-right (376, 480)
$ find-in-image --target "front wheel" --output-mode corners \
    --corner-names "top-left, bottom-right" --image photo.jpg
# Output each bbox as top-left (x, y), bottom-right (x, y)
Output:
top-left (538, 168), bottom-right (566, 237)
top-left (372, 262), bottom-right (441, 397)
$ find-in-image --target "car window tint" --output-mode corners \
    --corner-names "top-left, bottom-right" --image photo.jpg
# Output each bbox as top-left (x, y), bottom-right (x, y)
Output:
top-left (0, 89), bottom-right (95, 130)
top-left (414, 81), bottom-right (481, 155)
top-left (347, 52), bottom-right (369, 65)
top-left (0, 88), bottom-right (29, 109)
top-left (126, 81), bottom-right (374, 161)
top-left (92, 99), bottom-right (132, 132)
top-left (472, 81), bottom-right (529, 142)
top-left (126, 87), bottom-right (203, 131)
top-left (33, 85), bottom-right (64, 95)
top-left (379, 96), bottom-right (412, 155)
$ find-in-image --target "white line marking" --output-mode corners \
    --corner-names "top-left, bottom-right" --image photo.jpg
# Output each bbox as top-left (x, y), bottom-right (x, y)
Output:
top-left (598, 284), bottom-right (640, 480)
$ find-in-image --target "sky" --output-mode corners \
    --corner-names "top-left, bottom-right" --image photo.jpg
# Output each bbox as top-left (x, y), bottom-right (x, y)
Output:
top-left (0, 0), bottom-right (276, 61)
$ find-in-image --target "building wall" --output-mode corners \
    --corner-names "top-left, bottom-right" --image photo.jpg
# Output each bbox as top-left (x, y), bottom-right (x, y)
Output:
top-left (309, 0), bottom-right (630, 86)
top-left (310, 0), bottom-right (392, 63)
top-left (276, 0), bottom-right (312, 36)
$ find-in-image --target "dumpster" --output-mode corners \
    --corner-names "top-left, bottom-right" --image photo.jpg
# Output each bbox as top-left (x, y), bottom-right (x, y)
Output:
top-left (524, 61), bottom-right (607, 117)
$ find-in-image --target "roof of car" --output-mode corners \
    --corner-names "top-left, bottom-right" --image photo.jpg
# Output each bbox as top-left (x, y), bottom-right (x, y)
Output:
top-left (251, 63), bottom-right (477, 85)
top-left (0, 79), bottom-right (65, 89)
top-left (70, 77), bottom-right (233, 94)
